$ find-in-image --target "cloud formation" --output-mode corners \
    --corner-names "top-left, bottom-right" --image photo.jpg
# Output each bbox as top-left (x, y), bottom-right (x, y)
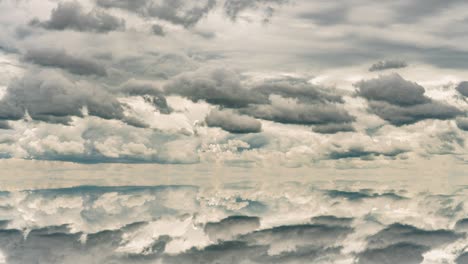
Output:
top-left (224, 0), bottom-right (287, 21)
top-left (456, 81), bottom-right (468, 97)
top-left (165, 68), bottom-right (268, 108)
top-left (369, 60), bottom-right (408, 72)
top-left (456, 117), bottom-right (468, 131)
top-left (31, 1), bottom-right (125, 33)
top-left (24, 48), bottom-right (107, 76)
top-left (0, 0), bottom-right (467, 168)
top-left (205, 109), bottom-right (262, 134)
top-left (96, 0), bottom-right (216, 28)
top-left (0, 70), bottom-right (123, 123)
top-left (243, 95), bottom-right (355, 126)
top-left (356, 74), bottom-right (462, 125)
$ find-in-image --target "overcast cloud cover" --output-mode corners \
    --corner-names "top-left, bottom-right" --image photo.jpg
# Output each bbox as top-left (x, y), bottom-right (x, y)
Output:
top-left (0, 0), bottom-right (467, 169)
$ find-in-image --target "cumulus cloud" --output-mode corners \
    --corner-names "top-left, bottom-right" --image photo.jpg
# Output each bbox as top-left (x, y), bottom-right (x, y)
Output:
top-left (356, 74), bottom-right (428, 106)
top-left (0, 70), bottom-right (124, 123)
top-left (96, 0), bottom-right (216, 28)
top-left (254, 76), bottom-right (344, 104)
top-left (356, 74), bottom-right (462, 125)
top-left (31, 1), bottom-right (125, 33)
top-left (165, 68), bottom-right (268, 108)
top-left (369, 60), bottom-right (408, 72)
top-left (456, 81), bottom-right (468, 97)
top-left (367, 100), bottom-right (462, 126)
top-left (24, 48), bottom-right (107, 76)
top-left (242, 95), bottom-right (355, 126)
top-left (205, 109), bottom-right (262, 134)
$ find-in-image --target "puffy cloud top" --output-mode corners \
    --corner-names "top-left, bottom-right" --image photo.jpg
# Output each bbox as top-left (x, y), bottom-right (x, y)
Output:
top-left (356, 74), bottom-right (462, 125)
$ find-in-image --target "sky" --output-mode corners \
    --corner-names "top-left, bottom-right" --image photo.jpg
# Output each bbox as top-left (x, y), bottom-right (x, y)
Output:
top-left (0, 0), bottom-right (468, 185)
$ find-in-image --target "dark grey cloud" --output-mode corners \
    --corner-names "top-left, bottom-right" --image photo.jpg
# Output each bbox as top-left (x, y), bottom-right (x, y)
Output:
top-left (147, 0), bottom-right (216, 28)
top-left (356, 74), bottom-right (428, 106)
top-left (358, 243), bottom-right (429, 264)
top-left (310, 215), bottom-right (354, 227)
top-left (166, 71), bottom-right (356, 127)
top-left (0, 70), bottom-right (124, 124)
top-left (456, 81), bottom-right (468, 97)
top-left (366, 223), bottom-right (462, 249)
top-left (151, 24), bottom-right (165, 36)
top-left (0, 121), bottom-right (12, 130)
top-left (312, 123), bottom-right (355, 134)
top-left (326, 189), bottom-right (406, 201)
top-left (204, 215), bottom-right (260, 241)
top-left (242, 100), bottom-right (355, 126)
top-left (165, 68), bottom-right (268, 108)
top-left (205, 109), bottom-right (262, 134)
top-left (31, 1), bottom-right (125, 33)
top-left (369, 60), bottom-right (408, 72)
top-left (356, 74), bottom-right (462, 125)
top-left (163, 241), bottom-right (267, 264)
top-left (97, 0), bottom-right (216, 28)
top-left (95, 0), bottom-right (149, 11)
top-left (255, 76), bottom-right (344, 104)
top-left (224, 0), bottom-right (287, 21)
top-left (298, 5), bottom-right (348, 26)
top-left (457, 252), bottom-right (468, 264)
top-left (455, 218), bottom-right (468, 232)
top-left (359, 223), bottom-right (464, 263)
top-left (240, 223), bottom-right (353, 249)
top-left (24, 48), bottom-right (107, 76)
top-left (367, 100), bottom-right (462, 126)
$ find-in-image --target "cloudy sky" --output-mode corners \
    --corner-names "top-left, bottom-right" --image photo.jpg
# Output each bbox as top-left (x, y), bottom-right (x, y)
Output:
top-left (1, 0), bottom-right (468, 184)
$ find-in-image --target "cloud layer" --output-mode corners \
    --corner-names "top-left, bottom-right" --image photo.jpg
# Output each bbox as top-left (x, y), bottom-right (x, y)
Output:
top-left (0, 0), bottom-right (466, 168)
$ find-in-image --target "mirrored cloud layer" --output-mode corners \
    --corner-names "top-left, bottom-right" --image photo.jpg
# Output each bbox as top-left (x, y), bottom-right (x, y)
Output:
top-left (0, 182), bottom-right (467, 263)
top-left (0, 0), bottom-right (468, 168)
